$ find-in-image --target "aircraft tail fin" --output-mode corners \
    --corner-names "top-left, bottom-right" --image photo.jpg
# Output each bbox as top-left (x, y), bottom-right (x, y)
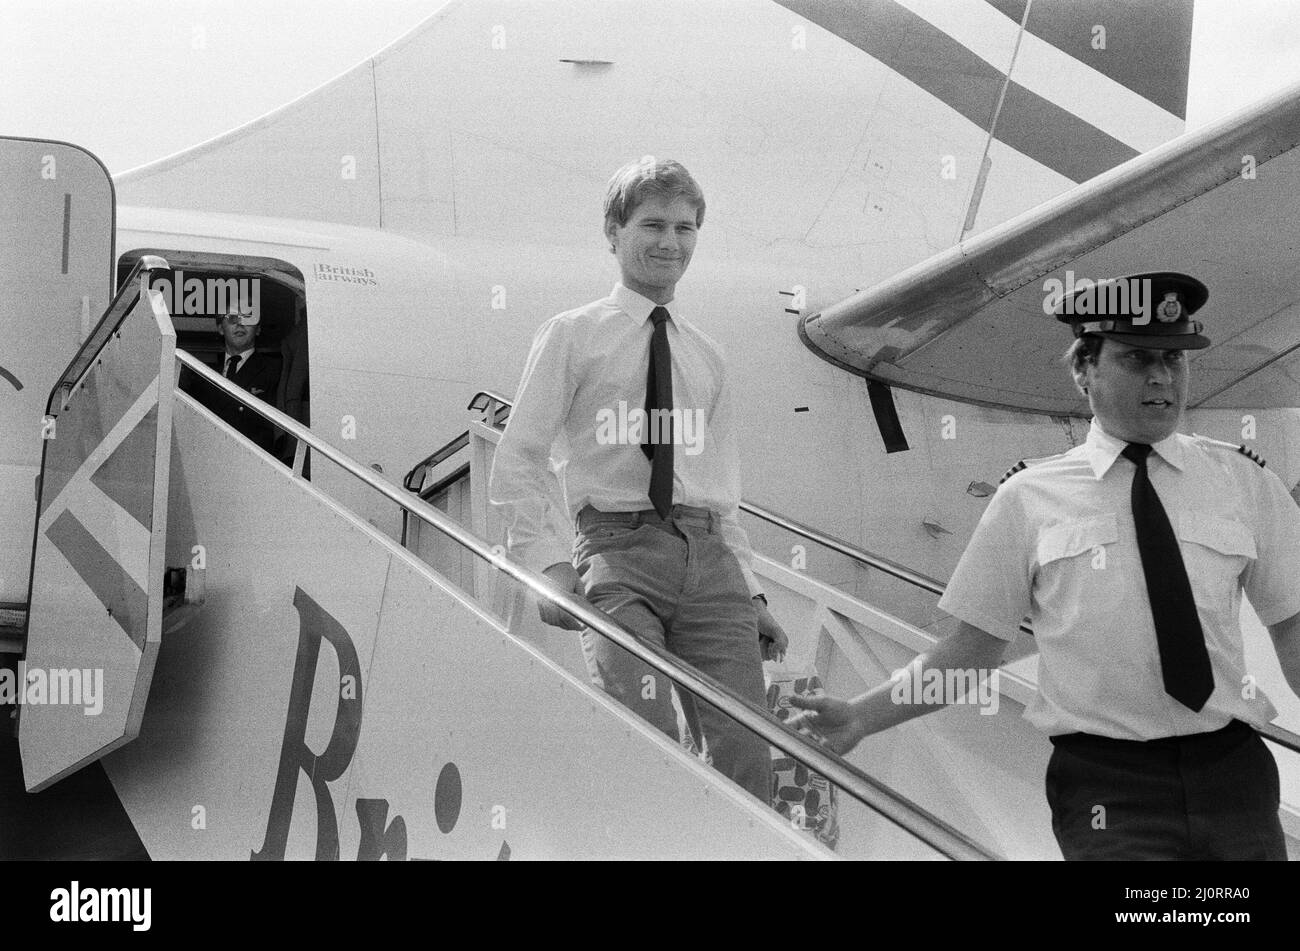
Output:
top-left (115, 1), bottom-right (1197, 249)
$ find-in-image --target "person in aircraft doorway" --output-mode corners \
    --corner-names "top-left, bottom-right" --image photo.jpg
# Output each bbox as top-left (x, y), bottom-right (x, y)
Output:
top-left (182, 303), bottom-right (282, 454)
top-left (489, 157), bottom-right (787, 804)
top-left (790, 272), bottom-right (1300, 860)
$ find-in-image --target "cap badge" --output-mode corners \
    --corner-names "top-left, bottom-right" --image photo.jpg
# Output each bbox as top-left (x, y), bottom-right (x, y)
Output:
top-left (1156, 292), bottom-right (1183, 323)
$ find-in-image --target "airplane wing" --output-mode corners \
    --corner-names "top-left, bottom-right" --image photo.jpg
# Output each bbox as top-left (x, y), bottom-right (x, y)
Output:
top-left (799, 79), bottom-right (1300, 416)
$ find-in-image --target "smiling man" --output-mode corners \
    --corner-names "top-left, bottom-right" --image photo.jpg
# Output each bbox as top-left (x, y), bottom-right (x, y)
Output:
top-left (489, 158), bottom-right (786, 803)
top-left (792, 272), bottom-right (1300, 859)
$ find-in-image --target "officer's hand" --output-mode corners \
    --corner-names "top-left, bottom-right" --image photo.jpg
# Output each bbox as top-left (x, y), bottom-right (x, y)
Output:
top-left (786, 693), bottom-right (866, 755)
top-left (755, 599), bottom-right (788, 663)
top-left (538, 563), bottom-right (586, 630)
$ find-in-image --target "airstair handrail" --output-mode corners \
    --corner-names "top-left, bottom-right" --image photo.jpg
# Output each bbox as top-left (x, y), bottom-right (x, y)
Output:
top-left (738, 501), bottom-right (947, 596)
top-left (403, 391), bottom-right (512, 491)
top-left (405, 394), bottom-right (990, 601)
top-left (468, 389), bottom-right (513, 413)
top-left (407, 392), bottom-right (1300, 761)
top-left (176, 350), bottom-right (998, 860)
top-left (405, 394), bottom-right (1016, 623)
top-left (45, 256), bottom-right (172, 418)
top-left (736, 503), bottom-right (1300, 755)
top-left (403, 433), bottom-right (470, 490)
top-left (737, 501), bottom-right (1039, 639)
top-left (1260, 723), bottom-right (1300, 756)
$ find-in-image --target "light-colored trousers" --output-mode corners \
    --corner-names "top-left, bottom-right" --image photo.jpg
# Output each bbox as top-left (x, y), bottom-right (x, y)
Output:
top-left (573, 505), bottom-right (772, 803)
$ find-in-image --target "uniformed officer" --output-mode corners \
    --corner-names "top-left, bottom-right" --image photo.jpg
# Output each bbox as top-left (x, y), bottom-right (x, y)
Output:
top-left (790, 271), bottom-right (1300, 860)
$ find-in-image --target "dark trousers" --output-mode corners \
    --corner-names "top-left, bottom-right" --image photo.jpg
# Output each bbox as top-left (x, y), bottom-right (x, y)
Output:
top-left (1046, 720), bottom-right (1286, 860)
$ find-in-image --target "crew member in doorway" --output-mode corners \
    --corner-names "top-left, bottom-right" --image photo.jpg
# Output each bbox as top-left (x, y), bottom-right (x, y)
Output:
top-left (489, 158), bottom-right (787, 804)
top-left (183, 303), bottom-right (282, 454)
top-left (791, 272), bottom-right (1300, 860)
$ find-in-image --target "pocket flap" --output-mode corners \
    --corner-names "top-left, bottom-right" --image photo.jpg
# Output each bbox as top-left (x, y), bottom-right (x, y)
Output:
top-left (1179, 516), bottom-right (1257, 558)
top-left (1037, 514), bottom-right (1119, 565)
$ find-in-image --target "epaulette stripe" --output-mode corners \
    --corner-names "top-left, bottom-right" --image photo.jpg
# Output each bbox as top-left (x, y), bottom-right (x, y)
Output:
top-left (1237, 444), bottom-right (1266, 468)
top-left (999, 460), bottom-right (1027, 485)
top-left (1192, 434), bottom-right (1268, 468)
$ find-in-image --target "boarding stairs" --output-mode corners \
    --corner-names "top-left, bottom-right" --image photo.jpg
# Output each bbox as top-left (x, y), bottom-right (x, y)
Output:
top-left (14, 258), bottom-right (989, 859)
top-left (14, 258), bottom-right (1300, 859)
top-left (404, 391), bottom-right (1300, 861)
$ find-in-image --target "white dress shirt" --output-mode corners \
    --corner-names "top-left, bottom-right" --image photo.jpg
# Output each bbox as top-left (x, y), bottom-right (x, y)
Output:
top-left (489, 283), bottom-right (761, 595)
top-left (939, 419), bottom-right (1300, 739)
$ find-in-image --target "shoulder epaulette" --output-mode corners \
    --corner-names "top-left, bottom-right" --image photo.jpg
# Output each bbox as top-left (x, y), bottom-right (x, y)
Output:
top-left (1191, 434), bottom-right (1267, 468)
top-left (997, 452), bottom-right (1067, 488)
top-left (999, 460), bottom-right (1028, 485)
top-left (1237, 444), bottom-right (1266, 467)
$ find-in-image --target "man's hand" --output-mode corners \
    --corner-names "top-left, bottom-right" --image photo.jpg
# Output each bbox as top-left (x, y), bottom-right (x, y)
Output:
top-left (785, 622), bottom-right (1008, 757)
top-left (785, 693), bottom-right (867, 755)
top-left (755, 598), bottom-right (788, 662)
top-left (539, 562), bottom-right (586, 630)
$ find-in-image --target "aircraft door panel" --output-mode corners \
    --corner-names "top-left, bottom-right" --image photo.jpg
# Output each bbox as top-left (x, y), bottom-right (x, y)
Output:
top-left (20, 280), bottom-right (175, 791)
top-left (0, 138), bottom-right (114, 606)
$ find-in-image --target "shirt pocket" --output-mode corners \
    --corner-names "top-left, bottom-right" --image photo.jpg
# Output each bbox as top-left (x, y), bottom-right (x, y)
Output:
top-left (1178, 515), bottom-right (1255, 610)
top-left (1033, 514), bottom-right (1121, 612)
top-left (1036, 514), bottom-right (1119, 568)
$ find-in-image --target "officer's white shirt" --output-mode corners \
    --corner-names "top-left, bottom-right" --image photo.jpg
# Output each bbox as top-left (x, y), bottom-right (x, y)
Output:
top-left (939, 419), bottom-right (1300, 740)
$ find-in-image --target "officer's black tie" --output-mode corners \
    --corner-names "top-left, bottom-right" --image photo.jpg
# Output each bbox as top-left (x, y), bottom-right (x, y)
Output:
top-left (224, 354), bottom-right (239, 378)
top-left (641, 306), bottom-right (673, 519)
top-left (1121, 442), bottom-right (1214, 711)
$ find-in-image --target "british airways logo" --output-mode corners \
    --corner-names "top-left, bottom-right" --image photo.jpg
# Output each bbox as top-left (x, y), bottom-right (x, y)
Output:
top-left (252, 587), bottom-right (509, 861)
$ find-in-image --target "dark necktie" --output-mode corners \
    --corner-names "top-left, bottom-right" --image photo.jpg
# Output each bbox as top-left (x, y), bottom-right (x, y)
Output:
top-left (224, 355), bottom-right (239, 378)
top-left (1121, 442), bottom-right (1214, 711)
top-left (641, 306), bottom-right (673, 519)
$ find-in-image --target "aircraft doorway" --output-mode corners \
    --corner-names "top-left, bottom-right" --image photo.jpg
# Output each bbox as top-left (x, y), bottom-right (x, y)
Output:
top-left (116, 251), bottom-right (309, 464)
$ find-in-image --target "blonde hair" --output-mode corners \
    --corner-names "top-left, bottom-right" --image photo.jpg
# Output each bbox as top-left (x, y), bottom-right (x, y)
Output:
top-left (603, 158), bottom-right (705, 230)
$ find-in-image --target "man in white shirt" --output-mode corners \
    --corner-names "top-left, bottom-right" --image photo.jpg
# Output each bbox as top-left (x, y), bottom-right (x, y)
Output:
top-left (489, 158), bottom-right (787, 802)
top-left (791, 272), bottom-right (1300, 859)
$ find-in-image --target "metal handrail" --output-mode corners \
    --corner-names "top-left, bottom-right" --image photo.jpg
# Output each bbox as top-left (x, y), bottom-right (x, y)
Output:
top-left (403, 432), bottom-right (470, 490)
top-left (737, 501), bottom-right (1038, 639)
top-left (419, 391), bottom-right (1300, 758)
top-left (736, 506), bottom-right (1300, 754)
top-left (418, 462), bottom-right (470, 502)
top-left (177, 350), bottom-right (996, 860)
top-left (740, 501), bottom-right (948, 596)
top-left (738, 507), bottom-right (1300, 752)
top-left (46, 256), bottom-right (171, 418)
top-left (1261, 723), bottom-right (1300, 756)
top-left (411, 394), bottom-right (1018, 628)
top-left (402, 391), bottom-right (510, 545)
top-left (403, 391), bottom-right (512, 491)
top-left (468, 389), bottom-right (513, 414)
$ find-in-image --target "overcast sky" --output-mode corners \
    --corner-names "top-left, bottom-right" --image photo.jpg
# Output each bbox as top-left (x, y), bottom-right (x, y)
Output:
top-left (2, 0), bottom-right (1299, 174)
